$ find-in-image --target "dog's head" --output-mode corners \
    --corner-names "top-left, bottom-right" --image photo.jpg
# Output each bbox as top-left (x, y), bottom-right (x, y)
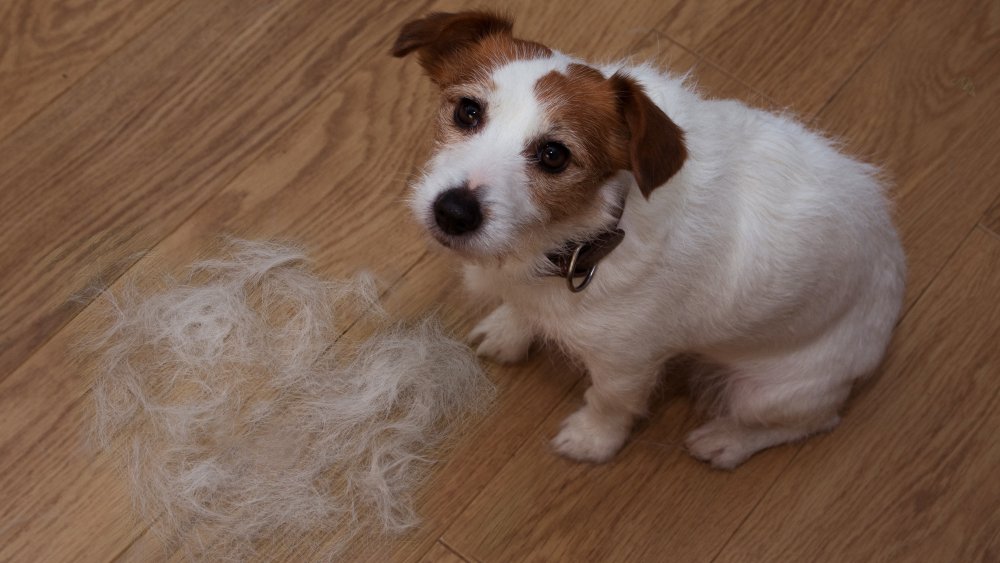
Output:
top-left (393, 11), bottom-right (686, 260)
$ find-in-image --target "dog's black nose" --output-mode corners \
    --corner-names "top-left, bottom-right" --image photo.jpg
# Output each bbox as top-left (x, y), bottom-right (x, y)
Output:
top-left (433, 187), bottom-right (482, 235)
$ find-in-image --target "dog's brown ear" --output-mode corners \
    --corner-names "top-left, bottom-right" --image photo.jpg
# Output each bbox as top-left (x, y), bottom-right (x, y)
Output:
top-left (610, 72), bottom-right (687, 198)
top-left (391, 11), bottom-right (513, 85)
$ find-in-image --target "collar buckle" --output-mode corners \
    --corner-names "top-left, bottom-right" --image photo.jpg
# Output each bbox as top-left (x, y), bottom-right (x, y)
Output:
top-left (565, 243), bottom-right (597, 292)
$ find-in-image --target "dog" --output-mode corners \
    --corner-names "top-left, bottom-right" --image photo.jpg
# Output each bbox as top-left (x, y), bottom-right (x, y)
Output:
top-left (391, 11), bottom-right (906, 468)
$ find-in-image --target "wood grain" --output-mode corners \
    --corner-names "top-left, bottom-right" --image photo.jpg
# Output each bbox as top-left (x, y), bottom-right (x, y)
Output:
top-left (442, 374), bottom-right (803, 562)
top-left (705, 5), bottom-right (1000, 557)
top-left (645, 0), bottom-right (910, 118)
top-left (2, 0), bottom-right (999, 561)
top-left (811, 0), bottom-right (1000, 309)
top-left (631, 32), bottom-right (777, 108)
top-left (0, 0), bottom-right (436, 383)
top-left (0, 0), bottom-right (179, 140)
top-left (705, 0), bottom-right (911, 116)
top-left (713, 228), bottom-right (1000, 562)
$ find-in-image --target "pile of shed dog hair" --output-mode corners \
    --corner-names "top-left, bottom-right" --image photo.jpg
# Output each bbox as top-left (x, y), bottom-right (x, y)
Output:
top-left (88, 239), bottom-right (492, 559)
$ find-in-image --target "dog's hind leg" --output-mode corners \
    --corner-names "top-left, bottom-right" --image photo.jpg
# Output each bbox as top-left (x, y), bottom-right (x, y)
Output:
top-left (685, 345), bottom-right (857, 469)
top-left (686, 411), bottom-right (841, 469)
top-left (686, 268), bottom-right (902, 469)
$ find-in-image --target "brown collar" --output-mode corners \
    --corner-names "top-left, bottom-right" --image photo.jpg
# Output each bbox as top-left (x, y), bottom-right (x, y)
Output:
top-left (545, 226), bottom-right (626, 292)
top-left (543, 191), bottom-right (630, 292)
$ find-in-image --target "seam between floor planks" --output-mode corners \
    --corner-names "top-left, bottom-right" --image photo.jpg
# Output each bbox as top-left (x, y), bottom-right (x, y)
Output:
top-left (645, 30), bottom-right (779, 110)
top-left (978, 223), bottom-right (1000, 243)
top-left (810, 17), bottom-right (905, 124)
top-left (435, 538), bottom-right (474, 563)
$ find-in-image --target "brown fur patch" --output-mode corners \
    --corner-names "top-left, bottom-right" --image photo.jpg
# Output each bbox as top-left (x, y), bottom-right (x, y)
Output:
top-left (392, 11), bottom-right (550, 87)
top-left (394, 11), bottom-right (553, 149)
top-left (531, 64), bottom-right (630, 221)
top-left (395, 12), bottom-right (686, 225)
top-left (609, 72), bottom-right (688, 197)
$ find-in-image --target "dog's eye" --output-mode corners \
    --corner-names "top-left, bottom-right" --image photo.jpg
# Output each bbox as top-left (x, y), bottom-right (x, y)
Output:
top-left (454, 98), bottom-right (482, 129)
top-left (538, 142), bottom-right (570, 173)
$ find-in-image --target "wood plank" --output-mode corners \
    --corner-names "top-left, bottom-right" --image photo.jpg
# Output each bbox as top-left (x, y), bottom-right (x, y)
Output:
top-left (656, 0), bottom-right (911, 118)
top-left (490, 0), bottom-right (901, 120)
top-left (809, 0), bottom-right (1000, 310)
top-left (0, 391), bottom-right (136, 562)
top-left (0, 0), bottom-right (423, 485)
top-left (440, 36), bottom-right (800, 563)
top-left (0, 0), bottom-right (432, 382)
top-left (0, 0), bottom-right (180, 140)
top-left (713, 228), bottom-right (1000, 562)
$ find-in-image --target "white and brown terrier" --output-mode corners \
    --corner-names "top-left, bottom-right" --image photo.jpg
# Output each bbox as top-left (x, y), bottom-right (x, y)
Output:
top-left (392, 11), bottom-right (905, 468)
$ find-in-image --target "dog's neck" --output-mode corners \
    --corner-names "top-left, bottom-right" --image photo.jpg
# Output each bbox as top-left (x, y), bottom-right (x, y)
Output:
top-left (541, 188), bottom-right (629, 291)
top-left (544, 227), bottom-right (625, 276)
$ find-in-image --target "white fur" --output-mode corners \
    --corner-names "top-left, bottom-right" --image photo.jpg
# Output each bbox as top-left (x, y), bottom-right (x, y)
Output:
top-left (413, 55), bottom-right (906, 468)
top-left (88, 240), bottom-right (493, 558)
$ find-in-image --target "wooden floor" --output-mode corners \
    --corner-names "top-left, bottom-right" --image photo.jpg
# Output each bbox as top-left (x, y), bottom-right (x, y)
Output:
top-left (2, 0), bottom-right (999, 561)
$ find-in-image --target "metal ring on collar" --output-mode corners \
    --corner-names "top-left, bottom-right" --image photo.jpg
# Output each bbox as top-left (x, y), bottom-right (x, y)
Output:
top-left (565, 243), bottom-right (597, 293)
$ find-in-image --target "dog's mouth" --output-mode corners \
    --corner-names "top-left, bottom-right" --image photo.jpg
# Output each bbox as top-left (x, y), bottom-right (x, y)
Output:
top-left (426, 226), bottom-right (483, 258)
top-left (423, 217), bottom-right (520, 263)
top-left (422, 215), bottom-right (475, 250)
top-left (429, 229), bottom-right (455, 248)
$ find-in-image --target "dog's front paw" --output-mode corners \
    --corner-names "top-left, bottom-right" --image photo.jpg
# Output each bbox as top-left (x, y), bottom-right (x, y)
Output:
top-left (468, 305), bottom-right (533, 364)
top-left (551, 407), bottom-right (629, 463)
